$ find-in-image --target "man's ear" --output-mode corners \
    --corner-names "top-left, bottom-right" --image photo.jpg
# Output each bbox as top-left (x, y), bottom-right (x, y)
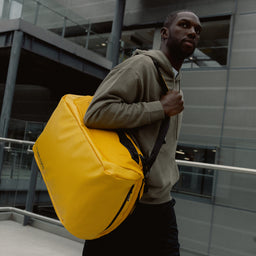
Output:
top-left (160, 27), bottom-right (169, 40)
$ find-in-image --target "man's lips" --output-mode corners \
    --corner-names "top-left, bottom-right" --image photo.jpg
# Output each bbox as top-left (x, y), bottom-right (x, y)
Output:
top-left (182, 39), bottom-right (195, 48)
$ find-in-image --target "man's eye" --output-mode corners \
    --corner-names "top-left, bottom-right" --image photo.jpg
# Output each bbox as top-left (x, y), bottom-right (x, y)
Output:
top-left (181, 23), bottom-right (188, 28)
top-left (195, 27), bottom-right (201, 35)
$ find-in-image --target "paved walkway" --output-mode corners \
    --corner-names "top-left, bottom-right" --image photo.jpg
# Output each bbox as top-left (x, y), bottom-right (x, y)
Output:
top-left (0, 220), bottom-right (84, 255)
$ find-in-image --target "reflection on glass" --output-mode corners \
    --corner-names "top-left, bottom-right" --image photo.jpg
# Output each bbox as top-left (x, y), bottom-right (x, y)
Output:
top-left (9, 0), bottom-right (22, 19)
top-left (174, 145), bottom-right (216, 198)
top-left (0, 0), bottom-right (4, 18)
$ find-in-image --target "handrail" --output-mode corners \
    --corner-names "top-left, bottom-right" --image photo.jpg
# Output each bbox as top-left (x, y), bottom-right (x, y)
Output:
top-left (0, 137), bottom-right (34, 146)
top-left (32, 0), bottom-right (89, 30)
top-left (176, 160), bottom-right (256, 175)
top-left (0, 207), bottom-right (62, 226)
top-left (1, 136), bottom-right (256, 175)
top-left (27, 0), bottom-right (106, 41)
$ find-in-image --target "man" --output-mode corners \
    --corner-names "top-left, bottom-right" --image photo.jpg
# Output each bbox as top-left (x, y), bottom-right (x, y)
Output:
top-left (83, 10), bottom-right (201, 256)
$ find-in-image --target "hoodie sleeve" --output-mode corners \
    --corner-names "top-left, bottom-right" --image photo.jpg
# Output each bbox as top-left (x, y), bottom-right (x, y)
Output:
top-left (84, 56), bottom-right (165, 129)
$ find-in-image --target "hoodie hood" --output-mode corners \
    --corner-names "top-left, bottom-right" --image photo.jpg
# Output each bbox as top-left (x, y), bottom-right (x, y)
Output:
top-left (133, 49), bottom-right (181, 81)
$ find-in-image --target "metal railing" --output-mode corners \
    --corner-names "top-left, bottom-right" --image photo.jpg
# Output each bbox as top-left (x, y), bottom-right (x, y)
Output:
top-left (176, 159), bottom-right (256, 175)
top-left (0, 136), bottom-right (256, 215)
top-left (1, 136), bottom-right (256, 175)
top-left (1, 0), bottom-right (107, 54)
top-left (20, 0), bottom-right (107, 53)
top-left (0, 206), bottom-right (62, 226)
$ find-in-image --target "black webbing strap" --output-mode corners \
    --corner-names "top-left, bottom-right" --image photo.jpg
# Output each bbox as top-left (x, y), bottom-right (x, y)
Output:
top-left (116, 130), bottom-right (140, 165)
top-left (142, 117), bottom-right (170, 174)
top-left (151, 57), bottom-right (169, 94)
top-left (142, 57), bottom-right (170, 174)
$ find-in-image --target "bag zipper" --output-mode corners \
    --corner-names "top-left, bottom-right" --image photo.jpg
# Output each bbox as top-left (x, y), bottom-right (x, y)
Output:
top-left (104, 185), bottom-right (134, 230)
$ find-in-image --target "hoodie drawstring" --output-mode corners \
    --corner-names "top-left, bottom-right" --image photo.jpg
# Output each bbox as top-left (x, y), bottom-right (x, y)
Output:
top-left (175, 79), bottom-right (180, 140)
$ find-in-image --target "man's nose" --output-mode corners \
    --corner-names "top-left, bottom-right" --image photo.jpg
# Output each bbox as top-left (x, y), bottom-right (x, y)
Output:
top-left (188, 27), bottom-right (196, 39)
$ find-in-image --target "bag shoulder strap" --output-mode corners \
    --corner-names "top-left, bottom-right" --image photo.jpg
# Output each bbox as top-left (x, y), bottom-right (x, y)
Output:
top-left (150, 57), bottom-right (169, 94)
top-left (142, 57), bottom-right (170, 174)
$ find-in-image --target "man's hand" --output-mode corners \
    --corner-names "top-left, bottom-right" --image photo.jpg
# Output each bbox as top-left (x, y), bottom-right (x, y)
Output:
top-left (160, 90), bottom-right (184, 117)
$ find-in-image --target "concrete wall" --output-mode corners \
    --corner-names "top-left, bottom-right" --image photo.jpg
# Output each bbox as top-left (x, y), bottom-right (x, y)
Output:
top-left (176, 196), bottom-right (256, 256)
top-left (180, 70), bottom-right (228, 147)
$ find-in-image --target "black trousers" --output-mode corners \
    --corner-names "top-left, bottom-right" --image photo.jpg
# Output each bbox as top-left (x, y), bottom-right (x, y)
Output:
top-left (83, 199), bottom-right (180, 256)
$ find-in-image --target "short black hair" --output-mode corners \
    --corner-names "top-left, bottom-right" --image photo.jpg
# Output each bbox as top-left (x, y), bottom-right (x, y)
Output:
top-left (163, 9), bottom-right (197, 28)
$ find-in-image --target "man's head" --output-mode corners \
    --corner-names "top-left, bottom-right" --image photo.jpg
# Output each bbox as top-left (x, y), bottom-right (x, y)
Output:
top-left (160, 10), bottom-right (202, 69)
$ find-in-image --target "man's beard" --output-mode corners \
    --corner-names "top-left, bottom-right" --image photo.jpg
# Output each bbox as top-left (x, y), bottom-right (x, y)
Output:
top-left (168, 37), bottom-right (195, 61)
top-left (170, 43), bottom-right (195, 61)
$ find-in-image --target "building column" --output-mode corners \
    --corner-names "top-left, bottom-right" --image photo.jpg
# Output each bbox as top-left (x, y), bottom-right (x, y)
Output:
top-left (106, 0), bottom-right (126, 67)
top-left (0, 30), bottom-right (23, 138)
top-left (152, 28), bottom-right (161, 50)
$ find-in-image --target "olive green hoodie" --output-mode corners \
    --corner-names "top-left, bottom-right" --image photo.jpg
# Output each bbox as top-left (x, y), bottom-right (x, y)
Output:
top-left (84, 49), bottom-right (183, 204)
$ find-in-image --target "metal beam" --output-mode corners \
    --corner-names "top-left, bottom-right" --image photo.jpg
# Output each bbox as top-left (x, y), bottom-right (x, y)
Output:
top-left (106, 0), bottom-right (126, 67)
top-left (0, 30), bottom-right (23, 138)
top-left (0, 19), bottom-right (111, 76)
top-left (22, 33), bottom-right (108, 80)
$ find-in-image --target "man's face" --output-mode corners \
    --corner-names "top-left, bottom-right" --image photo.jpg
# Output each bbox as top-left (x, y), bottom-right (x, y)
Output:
top-left (163, 12), bottom-right (202, 59)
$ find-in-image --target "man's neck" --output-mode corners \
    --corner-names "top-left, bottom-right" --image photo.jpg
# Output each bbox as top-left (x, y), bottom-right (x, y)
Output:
top-left (169, 57), bottom-right (183, 71)
top-left (160, 47), bottom-right (184, 71)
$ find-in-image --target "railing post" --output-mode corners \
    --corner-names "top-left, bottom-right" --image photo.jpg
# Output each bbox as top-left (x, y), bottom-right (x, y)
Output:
top-left (0, 142), bottom-right (4, 182)
top-left (85, 22), bottom-right (92, 49)
top-left (23, 157), bottom-right (39, 225)
top-left (10, 152), bottom-right (17, 179)
top-left (34, 1), bottom-right (41, 25)
top-left (62, 16), bottom-right (67, 37)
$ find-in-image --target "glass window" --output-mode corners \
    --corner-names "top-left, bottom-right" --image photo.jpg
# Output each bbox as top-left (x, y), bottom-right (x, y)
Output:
top-left (173, 145), bottom-right (217, 198)
top-left (9, 0), bottom-right (22, 19)
top-left (120, 28), bottom-right (155, 62)
top-left (0, 0), bottom-right (4, 18)
top-left (19, 6), bottom-right (230, 69)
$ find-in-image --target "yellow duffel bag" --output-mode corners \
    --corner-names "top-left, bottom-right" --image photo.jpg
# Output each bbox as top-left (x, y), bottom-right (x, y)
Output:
top-left (33, 94), bottom-right (145, 240)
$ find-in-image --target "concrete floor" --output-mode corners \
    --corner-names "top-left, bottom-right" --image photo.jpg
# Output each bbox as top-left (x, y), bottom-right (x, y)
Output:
top-left (0, 220), bottom-right (84, 256)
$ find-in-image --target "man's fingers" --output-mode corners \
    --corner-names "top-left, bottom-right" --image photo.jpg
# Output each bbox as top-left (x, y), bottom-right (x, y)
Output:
top-left (160, 90), bottom-right (184, 116)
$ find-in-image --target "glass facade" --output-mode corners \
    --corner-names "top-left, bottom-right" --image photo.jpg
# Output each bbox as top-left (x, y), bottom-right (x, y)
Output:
top-left (0, 0), bottom-right (22, 19)
top-left (174, 145), bottom-right (216, 198)
top-left (0, 1), bottom-right (231, 68)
